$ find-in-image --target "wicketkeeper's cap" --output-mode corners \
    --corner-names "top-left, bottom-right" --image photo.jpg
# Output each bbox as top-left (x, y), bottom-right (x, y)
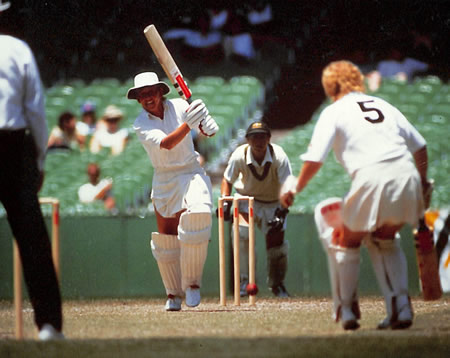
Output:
top-left (0, 1), bottom-right (11, 12)
top-left (127, 72), bottom-right (170, 99)
top-left (245, 121), bottom-right (271, 137)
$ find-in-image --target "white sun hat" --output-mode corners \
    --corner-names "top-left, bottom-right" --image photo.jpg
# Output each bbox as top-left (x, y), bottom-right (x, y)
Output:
top-left (127, 72), bottom-right (170, 99)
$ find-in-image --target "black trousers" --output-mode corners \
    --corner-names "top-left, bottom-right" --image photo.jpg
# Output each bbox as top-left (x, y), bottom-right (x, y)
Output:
top-left (0, 130), bottom-right (62, 331)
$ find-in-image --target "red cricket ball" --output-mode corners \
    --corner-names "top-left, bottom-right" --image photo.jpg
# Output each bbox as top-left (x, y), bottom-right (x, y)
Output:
top-left (246, 283), bottom-right (259, 296)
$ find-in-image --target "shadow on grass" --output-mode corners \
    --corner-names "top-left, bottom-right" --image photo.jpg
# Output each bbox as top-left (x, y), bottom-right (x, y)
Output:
top-left (1, 335), bottom-right (449, 358)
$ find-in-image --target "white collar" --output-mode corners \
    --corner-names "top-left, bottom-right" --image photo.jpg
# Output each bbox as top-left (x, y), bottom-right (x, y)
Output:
top-left (246, 145), bottom-right (273, 167)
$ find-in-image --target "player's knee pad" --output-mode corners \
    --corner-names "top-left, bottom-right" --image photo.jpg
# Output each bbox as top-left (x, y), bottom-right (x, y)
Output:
top-left (178, 212), bottom-right (212, 245)
top-left (314, 197), bottom-right (343, 250)
top-left (150, 232), bottom-right (180, 262)
top-left (177, 212), bottom-right (211, 290)
top-left (150, 232), bottom-right (182, 296)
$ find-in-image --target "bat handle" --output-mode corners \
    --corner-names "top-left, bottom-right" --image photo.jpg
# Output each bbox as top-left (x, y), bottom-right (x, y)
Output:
top-left (186, 97), bottom-right (192, 104)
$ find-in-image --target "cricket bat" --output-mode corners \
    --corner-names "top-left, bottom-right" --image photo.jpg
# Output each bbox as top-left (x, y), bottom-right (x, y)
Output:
top-left (144, 24), bottom-right (192, 103)
top-left (413, 217), bottom-right (443, 300)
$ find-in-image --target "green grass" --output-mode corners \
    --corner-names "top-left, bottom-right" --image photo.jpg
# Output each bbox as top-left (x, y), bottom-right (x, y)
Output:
top-left (1, 296), bottom-right (449, 357)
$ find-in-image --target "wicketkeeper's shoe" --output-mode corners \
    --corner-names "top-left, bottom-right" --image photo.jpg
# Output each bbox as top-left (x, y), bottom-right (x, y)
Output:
top-left (341, 305), bottom-right (360, 331)
top-left (165, 295), bottom-right (182, 311)
top-left (271, 284), bottom-right (290, 298)
top-left (240, 278), bottom-right (249, 297)
top-left (38, 324), bottom-right (65, 341)
top-left (185, 286), bottom-right (201, 307)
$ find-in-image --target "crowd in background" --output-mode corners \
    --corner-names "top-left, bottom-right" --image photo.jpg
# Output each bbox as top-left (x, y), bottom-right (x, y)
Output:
top-left (1, 1), bottom-right (447, 86)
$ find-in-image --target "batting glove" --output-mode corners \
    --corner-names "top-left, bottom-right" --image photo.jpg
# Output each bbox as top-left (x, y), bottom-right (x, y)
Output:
top-left (184, 99), bottom-right (208, 129)
top-left (199, 115), bottom-right (219, 137)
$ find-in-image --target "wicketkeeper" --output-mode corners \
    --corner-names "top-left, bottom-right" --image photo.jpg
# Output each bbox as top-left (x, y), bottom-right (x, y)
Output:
top-left (128, 72), bottom-right (219, 311)
top-left (221, 121), bottom-right (293, 297)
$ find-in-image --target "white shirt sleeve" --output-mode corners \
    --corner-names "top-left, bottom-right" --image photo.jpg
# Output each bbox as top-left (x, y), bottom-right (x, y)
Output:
top-left (300, 108), bottom-right (336, 163)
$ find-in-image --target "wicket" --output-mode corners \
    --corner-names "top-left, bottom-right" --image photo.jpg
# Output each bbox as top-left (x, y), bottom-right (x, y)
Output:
top-left (14, 197), bottom-right (60, 339)
top-left (218, 195), bottom-right (256, 306)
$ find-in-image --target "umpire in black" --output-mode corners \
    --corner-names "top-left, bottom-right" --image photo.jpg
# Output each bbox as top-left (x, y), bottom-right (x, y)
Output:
top-left (0, 0), bottom-right (63, 340)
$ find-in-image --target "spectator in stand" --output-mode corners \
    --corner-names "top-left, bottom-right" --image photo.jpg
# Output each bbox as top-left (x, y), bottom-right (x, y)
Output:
top-left (90, 105), bottom-right (129, 155)
top-left (47, 111), bottom-right (85, 151)
top-left (222, 5), bottom-right (256, 64)
top-left (366, 44), bottom-right (429, 92)
top-left (76, 101), bottom-right (100, 137)
top-left (78, 163), bottom-right (116, 212)
top-left (245, 0), bottom-right (273, 49)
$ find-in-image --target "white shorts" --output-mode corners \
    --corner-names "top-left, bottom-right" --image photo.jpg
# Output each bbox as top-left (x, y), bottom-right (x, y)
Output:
top-left (343, 157), bottom-right (424, 232)
top-left (151, 165), bottom-right (212, 217)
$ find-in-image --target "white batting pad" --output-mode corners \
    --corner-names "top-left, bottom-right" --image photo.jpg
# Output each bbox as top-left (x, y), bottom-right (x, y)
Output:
top-left (178, 212), bottom-right (211, 290)
top-left (329, 247), bottom-right (360, 322)
top-left (371, 235), bottom-right (409, 297)
top-left (364, 236), bottom-right (394, 323)
top-left (150, 233), bottom-right (182, 296)
top-left (314, 197), bottom-right (343, 248)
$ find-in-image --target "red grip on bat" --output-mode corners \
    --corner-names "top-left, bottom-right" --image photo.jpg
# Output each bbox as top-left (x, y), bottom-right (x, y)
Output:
top-left (175, 75), bottom-right (191, 99)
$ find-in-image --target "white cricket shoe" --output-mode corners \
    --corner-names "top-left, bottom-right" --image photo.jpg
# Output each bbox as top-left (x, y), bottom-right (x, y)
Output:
top-left (38, 324), bottom-right (65, 341)
top-left (392, 295), bottom-right (413, 329)
top-left (185, 286), bottom-right (201, 307)
top-left (165, 295), bottom-right (182, 311)
top-left (341, 305), bottom-right (360, 330)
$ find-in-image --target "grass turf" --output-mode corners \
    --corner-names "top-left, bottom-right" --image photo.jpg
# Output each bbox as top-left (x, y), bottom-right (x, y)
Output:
top-left (0, 296), bottom-right (449, 357)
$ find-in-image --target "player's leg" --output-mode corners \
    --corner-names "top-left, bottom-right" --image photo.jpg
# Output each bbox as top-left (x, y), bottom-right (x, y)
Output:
top-left (266, 231), bottom-right (289, 298)
top-left (231, 221), bottom-right (252, 297)
top-left (0, 134), bottom-right (63, 337)
top-left (178, 174), bottom-right (213, 307)
top-left (150, 231), bottom-right (183, 311)
top-left (369, 224), bottom-right (413, 329)
top-left (314, 198), bottom-right (363, 330)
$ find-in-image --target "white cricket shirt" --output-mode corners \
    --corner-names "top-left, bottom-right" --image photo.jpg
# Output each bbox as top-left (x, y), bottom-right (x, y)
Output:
top-left (0, 35), bottom-right (47, 170)
top-left (301, 92), bottom-right (426, 176)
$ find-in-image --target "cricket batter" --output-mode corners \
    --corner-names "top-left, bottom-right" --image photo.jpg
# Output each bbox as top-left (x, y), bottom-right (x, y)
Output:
top-left (221, 121), bottom-right (293, 297)
top-left (281, 61), bottom-right (431, 330)
top-left (128, 72), bottom-right (218, 311)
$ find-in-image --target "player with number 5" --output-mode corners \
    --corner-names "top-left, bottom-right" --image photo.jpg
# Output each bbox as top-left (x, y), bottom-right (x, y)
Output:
top-left (280, 61), bottom-right (432, 330)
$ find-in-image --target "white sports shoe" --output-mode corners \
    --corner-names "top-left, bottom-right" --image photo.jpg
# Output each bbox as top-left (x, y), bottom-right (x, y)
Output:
top-left (38, 324), bottom-right (65, 341)
top-left (165, 296), bottom-right (182, 311)
top-left (341, 305), bottom-right (360, 330)
top-left (185, 286), bottom-right (201, 307)
top-left (392, 295), bottom-right (413, 329)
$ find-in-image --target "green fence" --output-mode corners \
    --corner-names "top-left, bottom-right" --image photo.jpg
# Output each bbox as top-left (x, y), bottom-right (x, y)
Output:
top-left (0, 214), bottom-right (420, 300)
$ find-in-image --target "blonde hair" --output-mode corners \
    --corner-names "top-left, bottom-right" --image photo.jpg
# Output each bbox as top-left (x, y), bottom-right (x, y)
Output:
top-left (322, 61), bottom-right (365, 101)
